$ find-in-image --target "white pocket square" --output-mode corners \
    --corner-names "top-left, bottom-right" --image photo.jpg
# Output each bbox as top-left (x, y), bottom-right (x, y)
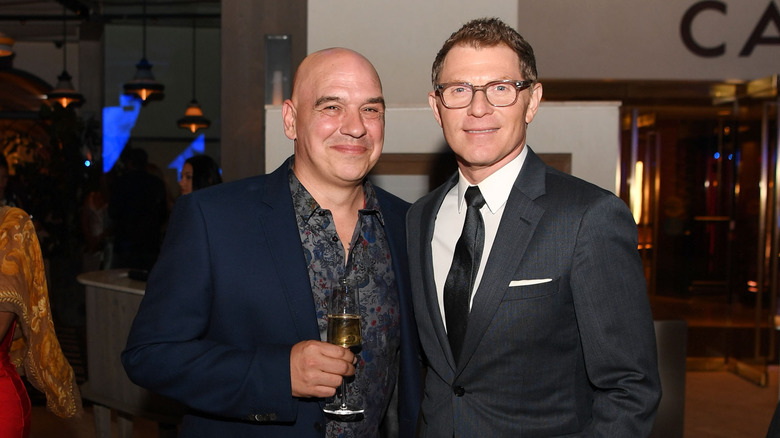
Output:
top-left (509, 278), bottom-right (552, 287)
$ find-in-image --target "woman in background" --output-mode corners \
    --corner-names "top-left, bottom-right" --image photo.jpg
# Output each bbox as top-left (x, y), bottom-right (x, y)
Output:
top-left (0, 207), bottom-right (82, 437)
top-left (178, 154), bottom-right (222, 196)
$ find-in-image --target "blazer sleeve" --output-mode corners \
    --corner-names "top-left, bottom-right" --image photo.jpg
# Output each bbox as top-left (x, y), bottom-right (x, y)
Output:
top-left (571, 194), bottom-right (662, 436)
top-left (121, 194), bottom-right (300, 423)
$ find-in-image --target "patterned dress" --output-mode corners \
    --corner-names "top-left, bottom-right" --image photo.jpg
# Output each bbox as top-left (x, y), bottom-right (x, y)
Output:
top-left (0, 206), bottom-right (82, 428)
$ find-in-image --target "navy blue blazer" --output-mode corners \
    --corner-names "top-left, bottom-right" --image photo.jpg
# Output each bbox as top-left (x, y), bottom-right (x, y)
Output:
top-left (122, 158), bottom-right (421, 437)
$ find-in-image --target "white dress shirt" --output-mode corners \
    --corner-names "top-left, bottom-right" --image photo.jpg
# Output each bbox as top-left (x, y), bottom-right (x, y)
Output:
top-left (432, 147), bottom-right (528, 330)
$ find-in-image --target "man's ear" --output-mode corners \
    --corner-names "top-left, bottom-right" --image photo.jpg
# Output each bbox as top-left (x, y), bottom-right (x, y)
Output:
top-left (282, 99), bottom-right (297, 140)
top-left (428, 91), bottom-right (444, 128)
top-left (525, 82), bottom-right (543, 124)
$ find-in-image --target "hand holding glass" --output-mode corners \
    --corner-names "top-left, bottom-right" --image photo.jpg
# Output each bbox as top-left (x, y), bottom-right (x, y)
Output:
top-left (323, 278), bottom-right (364, 416)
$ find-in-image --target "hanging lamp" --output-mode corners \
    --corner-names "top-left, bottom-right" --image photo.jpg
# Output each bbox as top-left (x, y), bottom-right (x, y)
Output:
top-left (177, 20), bottom-right (210, 133)
top-left (46, 5), bottom-right (84, 108)
top-left (0, 32), bottom-right (14, 57)
top-left (123, 0), bottom-right (164, 103)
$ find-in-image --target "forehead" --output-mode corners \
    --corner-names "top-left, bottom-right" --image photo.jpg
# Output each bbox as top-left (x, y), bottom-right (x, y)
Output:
top-left (439, 44), bottom-right (523, 82)
top-left (303, 54), bottom-right (382, 102)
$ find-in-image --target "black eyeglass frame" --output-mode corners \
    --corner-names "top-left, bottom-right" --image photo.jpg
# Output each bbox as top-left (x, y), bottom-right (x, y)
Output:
top-left (434, 79), bottom-right (535, 109)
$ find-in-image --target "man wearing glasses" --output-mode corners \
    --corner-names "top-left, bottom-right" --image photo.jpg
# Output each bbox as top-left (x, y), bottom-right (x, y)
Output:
top-left (407, 17), bottom-right (661, 437)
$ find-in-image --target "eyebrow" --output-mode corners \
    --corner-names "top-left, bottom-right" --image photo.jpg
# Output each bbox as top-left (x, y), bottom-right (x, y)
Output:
top-left (314, 96), bottom-right (342, 107)
top-left (314, 96), bottom-right (385, 108)
top-left (366, 96), bottom-right (386, 108)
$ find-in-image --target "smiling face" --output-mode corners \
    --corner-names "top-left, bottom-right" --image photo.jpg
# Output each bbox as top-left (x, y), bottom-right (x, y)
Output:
top-left (283, 48), bottom-right (385, 191)
top-left (429, 43), bottom-right (543, 184)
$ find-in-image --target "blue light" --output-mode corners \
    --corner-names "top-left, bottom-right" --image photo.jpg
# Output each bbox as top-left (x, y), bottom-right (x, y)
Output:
top-left (84, 160), bottom-right (91, 167)
top-left (102, 95), bottom-right (142, 172)
top-left (728, 154), bottom-right (733, 160)
top-left (168, 133), bottom-right (207, 177)
top-left (714, 152), bottom-right (720, 159)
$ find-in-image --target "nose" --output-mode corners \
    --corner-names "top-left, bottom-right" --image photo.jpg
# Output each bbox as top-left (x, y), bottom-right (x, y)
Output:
top-left (467, 89), bottom-right (493, 117)
top-left (340, 108), bottom-right (368, 138)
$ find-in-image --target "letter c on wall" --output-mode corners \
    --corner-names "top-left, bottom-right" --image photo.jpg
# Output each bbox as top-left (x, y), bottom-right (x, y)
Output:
top-left (681, 0), bottom-right (727, 57)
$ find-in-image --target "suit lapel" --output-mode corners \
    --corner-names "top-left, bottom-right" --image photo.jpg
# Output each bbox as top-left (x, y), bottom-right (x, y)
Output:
top-left (256, 160), bottom-right (320, 341)
top-left (421, 175), bottom-right (460, 368)
top-left (457, 149), bottom-right (547, 371)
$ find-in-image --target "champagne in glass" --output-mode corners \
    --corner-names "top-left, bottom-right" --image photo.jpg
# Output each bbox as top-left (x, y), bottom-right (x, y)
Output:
top-left (327, 314), bottom-right (361, 348)
top-left (323, 278), bottom-right (364, 416)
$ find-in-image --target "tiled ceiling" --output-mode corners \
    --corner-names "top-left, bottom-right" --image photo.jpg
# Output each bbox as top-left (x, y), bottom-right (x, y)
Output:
top-left (0, 0), bottom-right (220, 42)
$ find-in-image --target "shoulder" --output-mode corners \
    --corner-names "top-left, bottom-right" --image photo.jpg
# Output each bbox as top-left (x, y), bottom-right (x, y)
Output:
top-left (190, 159), bottom-right (291, 204)
top-left (537, 167), bottom-right (635, 232)
top-left (543, 165), bottom-right (615, 204)
top-left (373, 185), bottom-right (411, 211)
top-left (373, 184), bottom-right (411, 233)
top-left (409, 174), bottom-right (455, 219)
top-left (189, 171), bottom-right (281, 205)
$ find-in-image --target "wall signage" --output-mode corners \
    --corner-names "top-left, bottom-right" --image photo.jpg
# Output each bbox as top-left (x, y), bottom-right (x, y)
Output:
top-left (682, 0), bottom-right (780, 57)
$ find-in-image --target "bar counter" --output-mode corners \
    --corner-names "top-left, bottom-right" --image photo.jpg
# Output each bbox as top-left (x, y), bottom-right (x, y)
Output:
top-left (77, 269), bottom-right (183, 438)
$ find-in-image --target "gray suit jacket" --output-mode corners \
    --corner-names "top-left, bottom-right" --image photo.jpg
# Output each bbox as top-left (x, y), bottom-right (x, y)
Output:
top-left (407, 148), bottom-right (661, 437)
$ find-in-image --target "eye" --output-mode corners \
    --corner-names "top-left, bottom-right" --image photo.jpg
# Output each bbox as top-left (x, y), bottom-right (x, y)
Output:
top-left (449, 85), bottom-right (470, 95)
top-left (358, 104), bottom-right (383, 119)
top-left (318, 104), bottom-right (343, 116)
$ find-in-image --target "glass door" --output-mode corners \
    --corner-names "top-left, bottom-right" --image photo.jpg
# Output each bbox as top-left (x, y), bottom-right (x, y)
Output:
top-left (625, 76), bottom-right (778, 386)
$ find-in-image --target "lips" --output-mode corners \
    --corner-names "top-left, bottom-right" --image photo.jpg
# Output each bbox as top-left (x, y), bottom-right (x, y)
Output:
top-left (464, 128), bottom-right (498, 134)
top-left (331, 144), bottom-right (369, 154)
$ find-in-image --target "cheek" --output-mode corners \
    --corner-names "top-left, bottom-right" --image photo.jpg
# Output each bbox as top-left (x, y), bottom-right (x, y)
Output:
top-left (309, 116), bottom-right (341, 137)
top-left (440, 111), bottom-right (462, 130)
top-left (368, 120), bottom-right (384, 140)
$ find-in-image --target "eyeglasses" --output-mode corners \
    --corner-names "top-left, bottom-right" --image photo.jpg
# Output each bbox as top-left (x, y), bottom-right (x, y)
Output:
top-left (434, 80), bottom-right (534, 109)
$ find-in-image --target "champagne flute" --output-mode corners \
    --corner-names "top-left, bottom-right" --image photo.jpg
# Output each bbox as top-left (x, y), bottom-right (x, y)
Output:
top-left (323, 277), bottom-right (364, 416)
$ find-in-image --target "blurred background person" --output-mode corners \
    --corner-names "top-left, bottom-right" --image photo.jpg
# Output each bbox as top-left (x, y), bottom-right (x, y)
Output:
top-left (0, 206), bottom-right (82, 437)
top-left (108, 147), bottom-right (168, 271)
top-left (178, 154), bottom-right (222, 196)
top-left (81, 174), bottom-right (112, 272)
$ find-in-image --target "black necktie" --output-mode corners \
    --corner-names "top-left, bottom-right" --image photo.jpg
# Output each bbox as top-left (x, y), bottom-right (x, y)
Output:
top-left (444, 186), bottom-right (485, 363)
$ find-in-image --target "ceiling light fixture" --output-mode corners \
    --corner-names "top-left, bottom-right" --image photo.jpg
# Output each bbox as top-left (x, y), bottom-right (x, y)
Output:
top-left (177, 20), bottom-right (210, 133)
top-left (46, 5), bottom-right (84, 108)
top-left (122, 0), bottom-right (164, 103)
top-left (0, 31), bottom-right (14, 57)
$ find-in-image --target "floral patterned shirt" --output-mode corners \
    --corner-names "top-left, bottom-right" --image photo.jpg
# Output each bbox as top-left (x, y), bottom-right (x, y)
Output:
top-left (289, 168), bottom-right (401, 438)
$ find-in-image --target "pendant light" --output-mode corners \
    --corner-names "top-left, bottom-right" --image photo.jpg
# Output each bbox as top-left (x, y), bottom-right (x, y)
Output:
top-left (46, 5), bottom-right (84, 108)
top-left (177, 20), bottom-right (210, 133)
top-left (123, 0), bottom-right (164, 103)
top-left (0, 32), bottom-right (14, 57)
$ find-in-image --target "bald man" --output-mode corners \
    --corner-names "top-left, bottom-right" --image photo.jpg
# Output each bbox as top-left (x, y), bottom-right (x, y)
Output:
top-left (123, 48), bottom-right (422, 438)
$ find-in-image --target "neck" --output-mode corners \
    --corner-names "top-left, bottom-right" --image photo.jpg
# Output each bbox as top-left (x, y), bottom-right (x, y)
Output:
top-left (293, 168), bottom-right (364, 253)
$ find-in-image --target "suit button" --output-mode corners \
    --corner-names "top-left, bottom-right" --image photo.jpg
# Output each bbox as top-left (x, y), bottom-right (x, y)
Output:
top-left (314, 421), bottom-right (324, 432)
top-left (453, 385), bottom-right (465, 396)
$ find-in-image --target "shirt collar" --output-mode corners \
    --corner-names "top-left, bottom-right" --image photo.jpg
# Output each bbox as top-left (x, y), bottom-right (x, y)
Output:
top-left (456, 146), bottom-right (528, 214)
top-left (288, 163), bottom-right (384, 226)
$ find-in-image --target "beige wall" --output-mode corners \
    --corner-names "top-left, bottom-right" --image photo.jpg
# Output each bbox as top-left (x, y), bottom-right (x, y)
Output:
top-left (308, 0), bottom-right (780, 102)
top-left (308, 0), bottom-right (518, 105)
